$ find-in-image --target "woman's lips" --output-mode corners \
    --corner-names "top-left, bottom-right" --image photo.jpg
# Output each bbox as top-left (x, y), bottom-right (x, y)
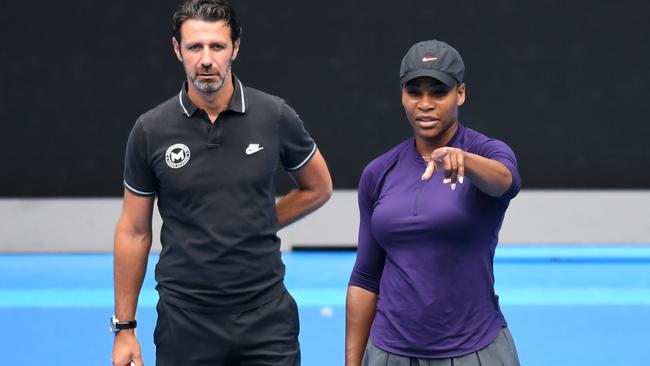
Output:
top-left (415, 116), bottom-right (439, 128)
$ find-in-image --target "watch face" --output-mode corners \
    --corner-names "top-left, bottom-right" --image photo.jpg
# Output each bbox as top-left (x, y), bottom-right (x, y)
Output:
top-left (109, 316), bottom-right (119, 333)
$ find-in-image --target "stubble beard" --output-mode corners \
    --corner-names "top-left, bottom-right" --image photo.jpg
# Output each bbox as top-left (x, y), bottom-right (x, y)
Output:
top-left (191, 61), bottom-right (232, 94)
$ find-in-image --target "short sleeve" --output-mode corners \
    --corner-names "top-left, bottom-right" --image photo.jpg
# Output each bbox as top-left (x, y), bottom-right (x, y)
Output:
top-left (477, 138), bottom-right (522, 201)
top-left (278, 102), bottom-right (316, 171)
top-left (123, 118), bottom-right (156, 196)
top-left (348, 166), bottom-right (386, 294)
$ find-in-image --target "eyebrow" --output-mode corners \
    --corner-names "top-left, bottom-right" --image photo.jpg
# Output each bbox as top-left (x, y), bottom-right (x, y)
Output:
top-left (184, 41), bottom-right (228, 47)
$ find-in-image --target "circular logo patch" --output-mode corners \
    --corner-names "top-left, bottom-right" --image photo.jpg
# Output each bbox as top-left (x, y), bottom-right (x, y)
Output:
top-left (165, 143), bottom-right (190, 168)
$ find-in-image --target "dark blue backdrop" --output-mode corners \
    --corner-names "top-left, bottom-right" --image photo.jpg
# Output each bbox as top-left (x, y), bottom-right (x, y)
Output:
top-left (2, 0), bottom-right (649, 196)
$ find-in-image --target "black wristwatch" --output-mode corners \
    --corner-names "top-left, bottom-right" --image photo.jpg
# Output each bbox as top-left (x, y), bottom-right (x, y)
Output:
top-left (110, 315), bottom-right (137, 334)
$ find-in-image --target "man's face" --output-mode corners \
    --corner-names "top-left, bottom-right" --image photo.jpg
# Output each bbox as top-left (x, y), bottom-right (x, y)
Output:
top-left (173, 19), bottom-right (240, 94)
top-left (401, 76), bottom-right (465, 142)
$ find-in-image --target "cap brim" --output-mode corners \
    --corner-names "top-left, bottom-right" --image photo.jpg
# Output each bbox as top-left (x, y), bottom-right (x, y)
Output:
top-left (400, 70), bottom-right (456, 87)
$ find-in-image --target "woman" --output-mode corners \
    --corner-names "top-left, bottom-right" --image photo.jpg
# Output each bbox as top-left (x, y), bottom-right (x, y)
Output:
top-left (346, 40), bottom-right (522, 366)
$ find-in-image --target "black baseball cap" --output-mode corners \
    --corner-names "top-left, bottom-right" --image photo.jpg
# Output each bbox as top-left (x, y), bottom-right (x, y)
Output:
top-left (400, 40), bottom-right (465, 87)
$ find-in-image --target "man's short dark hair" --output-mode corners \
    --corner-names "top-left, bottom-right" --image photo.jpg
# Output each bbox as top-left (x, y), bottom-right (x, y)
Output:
top-left (173, 0), bottom-right (242, 44)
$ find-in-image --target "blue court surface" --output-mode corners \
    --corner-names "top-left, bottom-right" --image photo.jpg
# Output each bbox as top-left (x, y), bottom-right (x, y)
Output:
top-left (1, 246), bottom-right (650, 365)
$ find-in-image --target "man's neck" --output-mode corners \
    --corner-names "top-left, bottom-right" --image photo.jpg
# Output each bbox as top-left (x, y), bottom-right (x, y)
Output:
top-left (187, 73), bottom-right (234, 121)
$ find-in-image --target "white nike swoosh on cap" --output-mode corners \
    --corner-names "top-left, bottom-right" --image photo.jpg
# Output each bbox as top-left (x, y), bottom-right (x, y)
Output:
top-left (422, 56), bottom-right (439, 62)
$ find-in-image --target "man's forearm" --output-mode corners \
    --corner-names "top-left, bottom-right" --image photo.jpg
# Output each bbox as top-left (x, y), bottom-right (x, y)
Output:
top-left (275, 186), bottom-right (331, 228)
top-left (113, 224), bottom-right (152, 321)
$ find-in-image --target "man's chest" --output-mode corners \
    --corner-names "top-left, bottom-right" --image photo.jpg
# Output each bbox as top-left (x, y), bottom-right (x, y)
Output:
top-left (148, 119), bottom-right (280, 194)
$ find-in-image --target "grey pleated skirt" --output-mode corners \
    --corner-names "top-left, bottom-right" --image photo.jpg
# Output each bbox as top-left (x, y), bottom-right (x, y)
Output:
top-left (361, 327), bottom-right (521, 366)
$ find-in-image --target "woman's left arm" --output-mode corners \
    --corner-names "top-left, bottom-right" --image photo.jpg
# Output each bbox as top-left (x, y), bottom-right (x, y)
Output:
top-left (462, 151), bottom-right (512, 197)
top-left (422, 147), bottom-right (515, 197)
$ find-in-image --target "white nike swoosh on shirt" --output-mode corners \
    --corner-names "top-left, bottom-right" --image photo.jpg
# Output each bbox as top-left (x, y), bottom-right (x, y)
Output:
top-left (245, 146), bottom-right (264, 155)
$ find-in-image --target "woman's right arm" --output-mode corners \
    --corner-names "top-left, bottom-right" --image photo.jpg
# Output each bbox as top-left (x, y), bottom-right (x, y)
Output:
top-left (346, 286), bottom-right (378, 366)
top-left (346, 166), bottom-right (386, 366)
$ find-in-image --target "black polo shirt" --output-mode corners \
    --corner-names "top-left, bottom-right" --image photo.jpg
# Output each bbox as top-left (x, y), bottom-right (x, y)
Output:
top-left (123, 76), bottom-right (316, 311)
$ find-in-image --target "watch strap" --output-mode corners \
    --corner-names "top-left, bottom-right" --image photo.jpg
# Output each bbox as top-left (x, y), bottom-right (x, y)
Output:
top-left (115, 319), bottom-right (137, 330)
top-left (111, 315), bottom-right (138, 333)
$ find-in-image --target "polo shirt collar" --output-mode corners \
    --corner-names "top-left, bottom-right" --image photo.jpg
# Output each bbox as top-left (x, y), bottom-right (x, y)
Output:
top-left (229, 75), bottom-right (247, 114)
top-left (178, 74), bottom-right (247, 117)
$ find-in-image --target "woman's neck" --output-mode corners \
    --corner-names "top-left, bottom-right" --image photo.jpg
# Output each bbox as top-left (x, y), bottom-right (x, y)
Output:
top-left (415, 122), bottom-right (459, 156)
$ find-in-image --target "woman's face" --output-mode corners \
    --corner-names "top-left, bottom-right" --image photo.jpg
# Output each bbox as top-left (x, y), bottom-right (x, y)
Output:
top-left (401, 76), bottom-right (465, 145)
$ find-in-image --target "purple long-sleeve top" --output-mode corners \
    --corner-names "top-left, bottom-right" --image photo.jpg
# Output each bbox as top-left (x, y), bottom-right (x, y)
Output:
top-left (349, 124), bottom-right (521, 358)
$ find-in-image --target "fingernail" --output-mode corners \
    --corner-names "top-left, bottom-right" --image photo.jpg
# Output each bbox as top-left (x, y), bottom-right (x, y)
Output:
top-left (459, 176), bottom-right (464, 184)
top-left (451, 183), bottom-right (456, 191)
top-left (443, 178), bottom-right (452, 184)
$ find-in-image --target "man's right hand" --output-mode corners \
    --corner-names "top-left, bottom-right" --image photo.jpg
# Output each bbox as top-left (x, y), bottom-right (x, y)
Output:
top-left (112, 330), bottom-right (143, 366)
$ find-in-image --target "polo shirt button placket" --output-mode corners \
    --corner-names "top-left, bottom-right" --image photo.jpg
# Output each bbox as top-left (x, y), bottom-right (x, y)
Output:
top-left (207, 115), bottom-right (223, 148)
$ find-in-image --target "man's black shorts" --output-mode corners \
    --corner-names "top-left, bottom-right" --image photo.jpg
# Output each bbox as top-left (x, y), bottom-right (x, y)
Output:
top-left (154, 289), bottom-right (300, 366)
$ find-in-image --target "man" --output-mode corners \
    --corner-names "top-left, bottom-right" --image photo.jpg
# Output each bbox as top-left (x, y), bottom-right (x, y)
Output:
top-left (111, 1), bottom-right (332, 365)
